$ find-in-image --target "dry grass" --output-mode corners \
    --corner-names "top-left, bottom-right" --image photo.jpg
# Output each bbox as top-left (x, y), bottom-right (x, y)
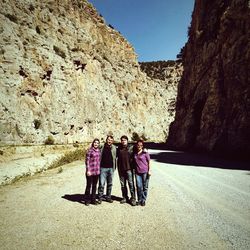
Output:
top-left (48, 148), bottom-right (86, 169)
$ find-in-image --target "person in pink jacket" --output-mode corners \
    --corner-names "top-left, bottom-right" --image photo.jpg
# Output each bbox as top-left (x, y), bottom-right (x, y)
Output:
top-left (84, 138), bottom-right (101, 206)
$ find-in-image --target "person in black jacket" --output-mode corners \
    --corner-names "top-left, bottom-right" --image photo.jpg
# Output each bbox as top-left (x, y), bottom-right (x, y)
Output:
top-left (117, 135), bottom-right (136, 206)
top-left (97, 135), bottom-right (117, 203)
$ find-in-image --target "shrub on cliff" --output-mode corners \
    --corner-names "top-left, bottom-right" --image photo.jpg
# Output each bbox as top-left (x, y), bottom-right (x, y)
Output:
top-left (131, 132), bottom-right (148, 142)
top-left (131, 132), bottom-right (140, 142)
top-left (44, 135), bottom-right (55, 145)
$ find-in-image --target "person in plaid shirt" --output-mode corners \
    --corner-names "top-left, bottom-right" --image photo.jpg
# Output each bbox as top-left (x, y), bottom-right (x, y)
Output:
top-left (84, 138), bottom-right (101, 205)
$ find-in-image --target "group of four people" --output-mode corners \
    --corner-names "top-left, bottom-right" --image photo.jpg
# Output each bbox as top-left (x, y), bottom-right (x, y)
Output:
top-left (84, 135), bottom-right (151, 206)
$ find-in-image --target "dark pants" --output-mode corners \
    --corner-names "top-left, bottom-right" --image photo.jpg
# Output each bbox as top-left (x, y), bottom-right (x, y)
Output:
top-left (98, 168), bottom-right (114, 199)
top-left (85, 175), bottom-right (99, 201)
top-left (119, 170), bottom-right (135, 200)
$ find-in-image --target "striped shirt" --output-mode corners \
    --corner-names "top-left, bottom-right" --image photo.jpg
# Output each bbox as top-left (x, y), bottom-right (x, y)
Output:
top-left (85, 147), bottom-right (100, 176)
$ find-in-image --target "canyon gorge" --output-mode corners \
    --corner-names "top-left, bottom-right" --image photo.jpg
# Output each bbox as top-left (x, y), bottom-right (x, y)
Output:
top-left (0, 0), bottom-right (249, 183)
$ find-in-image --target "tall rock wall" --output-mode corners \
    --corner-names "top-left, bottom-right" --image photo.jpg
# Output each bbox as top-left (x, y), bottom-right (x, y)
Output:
top-left (0, 0), bottom-right (178, 145)
top-left (167, 0), bottom-right (250, 157)
top-left (139, 60), bottom-right (182, 118)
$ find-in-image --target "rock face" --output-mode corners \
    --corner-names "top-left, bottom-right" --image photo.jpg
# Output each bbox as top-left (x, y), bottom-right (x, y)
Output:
top-left (0, 0), bottom-right (179, 145)
top-left (139, 60), bottom-right (182, 118)
top-left (140, 60), bottom-right (182, 82)
top-left (167, 0), bottom-right (250, 157)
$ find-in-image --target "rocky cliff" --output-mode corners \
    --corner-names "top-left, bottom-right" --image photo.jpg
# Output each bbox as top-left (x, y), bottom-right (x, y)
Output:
top-left (167, 0), bottom-right (250, 157)
top-left (139, 60), bottom-right (182, 118)
top-left (140, 60), bottom-right (182, 82)
top-left (0, 0), bottom-right (179, 145)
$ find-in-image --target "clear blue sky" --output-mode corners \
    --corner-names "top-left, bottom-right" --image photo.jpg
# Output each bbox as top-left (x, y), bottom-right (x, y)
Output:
top-left (88, 0), bottom-right (195, 62)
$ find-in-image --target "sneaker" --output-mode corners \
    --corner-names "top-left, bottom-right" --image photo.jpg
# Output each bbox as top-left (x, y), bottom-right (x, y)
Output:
top-left (91, 200), bottom-right (98, 205)
top-left (120, 198), bottom-right (127, 204)
top-left (85, 200), bottom-right (90, 206)
top-left (106, 197), bottom-right (113, 203)
top-left (97, 199), bottom-right (102, 204)
top-left (130, 198), bottom-right (136, 206)
top-left (141, 201), bottom-right (146, 206)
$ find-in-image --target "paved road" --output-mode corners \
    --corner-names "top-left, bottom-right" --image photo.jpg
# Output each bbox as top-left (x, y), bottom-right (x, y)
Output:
top-left (0, 149), bottom-right (249, 249)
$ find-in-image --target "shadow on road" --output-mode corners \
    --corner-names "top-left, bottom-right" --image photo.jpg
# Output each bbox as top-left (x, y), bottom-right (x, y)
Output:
top-left (61, 194), bottom-right (85, 204)
top-left (146, 143), bottom-right (250, 171)
top-left (62, 194), bottom-right (122, 204)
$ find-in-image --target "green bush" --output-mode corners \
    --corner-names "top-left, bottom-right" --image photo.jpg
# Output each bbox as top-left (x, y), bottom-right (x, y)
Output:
top-left (73, 142), bottom-right (79, 148)
top-left (141, 134), bottom-right (148, 141)
top-left (131, 132), bottom-right (148, 142)
top-left (34, 119), bottom-right (41, 129)
top-left (53, 45), bottom-right (66, 59)
top-left (44, 135), bottom-right (55, 145)
top-left (131, 132), bottom-right (141, 142)
top-left (5, 14), bottom-right (18, 23)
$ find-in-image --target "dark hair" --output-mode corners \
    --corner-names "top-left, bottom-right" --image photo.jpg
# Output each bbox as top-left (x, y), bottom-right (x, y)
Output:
top-left (106, 135), bottom-right (114, 140)
top-left (120, 135), bottom-right (128, 141)
top-left (136, 139), bottom-right (144, 145)
top-left (136, 139), bottom-right (144, 148)
top-left (136, 140), bottom-right (146, 153)
top-left (91, 138), bottom-right (100, 147)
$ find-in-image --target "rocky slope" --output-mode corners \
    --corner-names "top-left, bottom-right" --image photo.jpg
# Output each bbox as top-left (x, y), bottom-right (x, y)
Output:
top-left (139, 60), bottom-right (182, 118)
top-left (140, 60), bottom-right (182, 82)
top-left (167, 0), bottom-right (250, 157)
top-left (0, 0), bottom-right (179, 145)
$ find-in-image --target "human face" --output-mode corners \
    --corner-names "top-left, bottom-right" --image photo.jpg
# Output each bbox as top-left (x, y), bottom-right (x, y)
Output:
top-left (121, 138), bottom-right (128, 147)
top-left (93, 140), bottom-right (100, 149)
top-left (137, 142), bottom-right (143, 151)
top-left (106, 137), bottom-right (113, 146)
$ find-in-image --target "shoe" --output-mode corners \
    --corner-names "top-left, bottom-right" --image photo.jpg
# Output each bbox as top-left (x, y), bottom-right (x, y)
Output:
top-left (106, 198), bottom-right (113, 203)
top-left (141, 201), bottom-right (146, 206)
top-left (91, 200), bottom-right (98, 205)
top-left (120, 198), bottom-right (127, 204)
top-left (97, 199), bottom-right (102, 204)
top-left (85, 200), bottom-right (90, 206)
top-left (130, 198), bottom-right (136, 206)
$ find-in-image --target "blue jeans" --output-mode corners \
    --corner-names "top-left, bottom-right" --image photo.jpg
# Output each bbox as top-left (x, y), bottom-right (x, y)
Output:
top-left (119, 170), bottom-right (135, 200)
top-left (136, 173), bottom-right (150, 203)
top-left (98, 168), bottom-right (114, 199)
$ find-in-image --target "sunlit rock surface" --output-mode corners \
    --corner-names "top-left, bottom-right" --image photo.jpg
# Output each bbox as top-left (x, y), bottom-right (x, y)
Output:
top-left (0, 0), bottom-right (180, 145)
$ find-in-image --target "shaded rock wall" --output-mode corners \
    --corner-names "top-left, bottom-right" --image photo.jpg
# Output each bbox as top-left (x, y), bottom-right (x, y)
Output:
top-left (0, 0), bottom-right (179, 145)
top-left (167, 0), bottom-right (250, 157)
